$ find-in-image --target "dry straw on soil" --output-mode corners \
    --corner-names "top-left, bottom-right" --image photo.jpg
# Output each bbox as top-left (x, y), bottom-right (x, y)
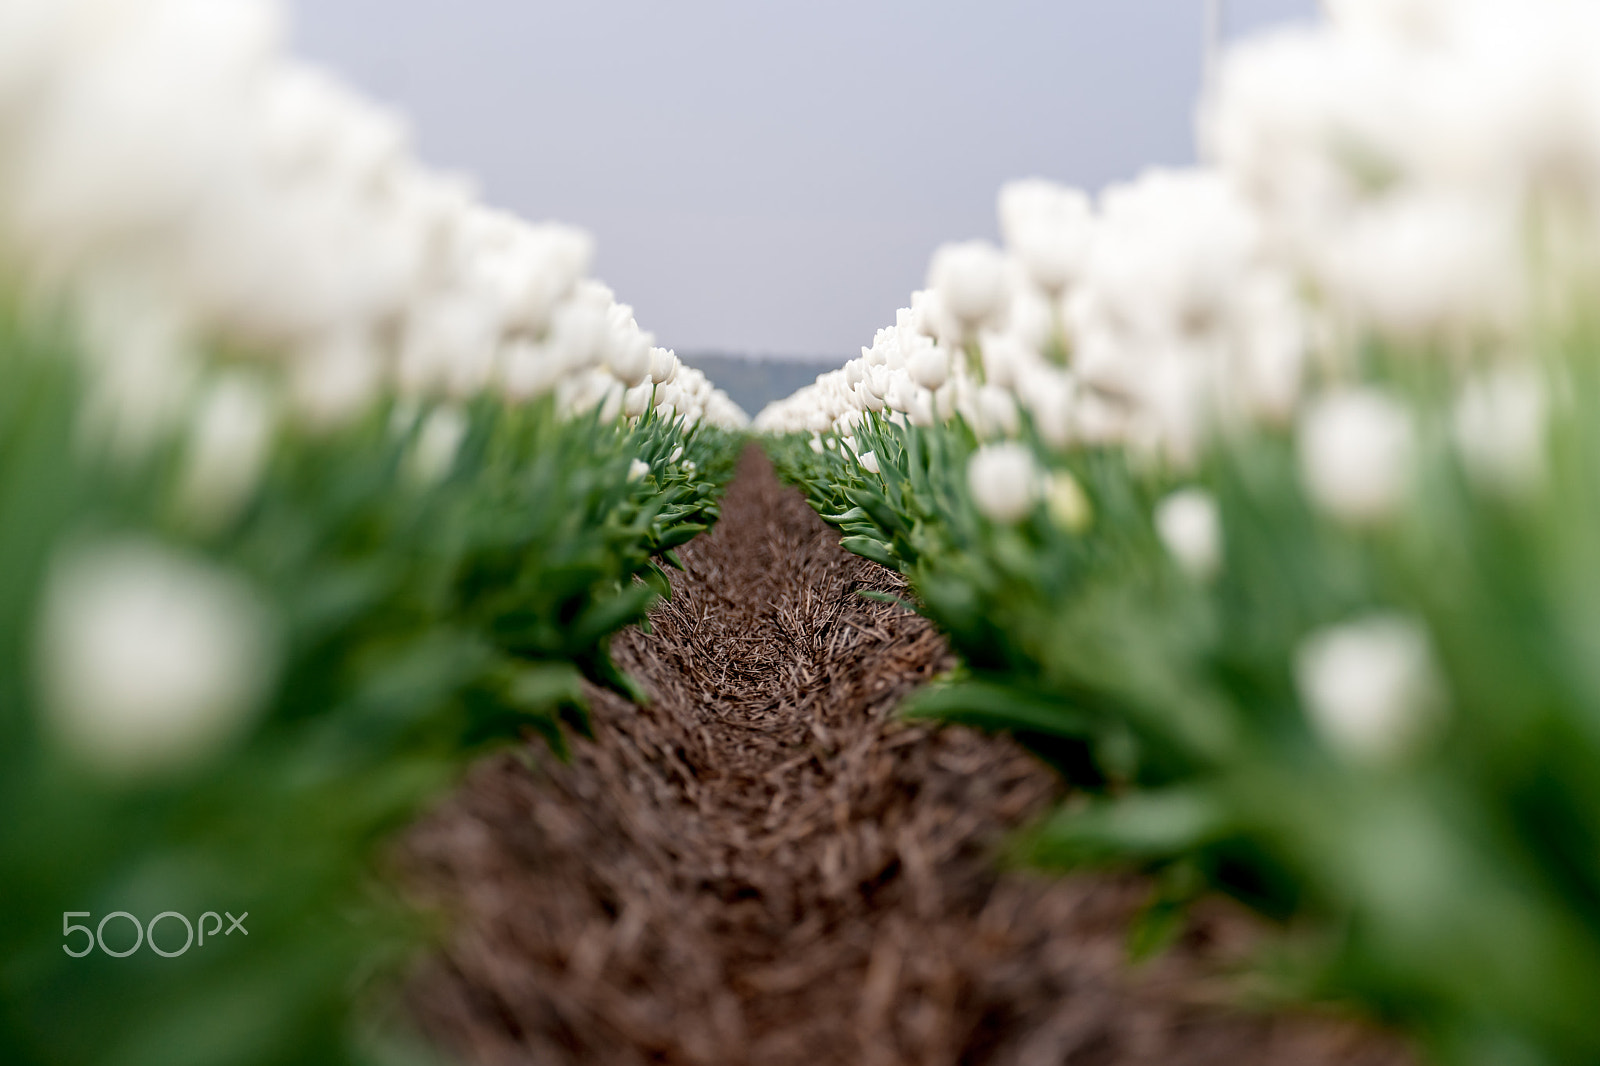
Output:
top-left (401, 446), bottom-right (1411, 1066)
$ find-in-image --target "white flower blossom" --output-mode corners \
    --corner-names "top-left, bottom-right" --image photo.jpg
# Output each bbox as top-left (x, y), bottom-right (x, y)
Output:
top-left (1299, 389), bottom-right (1415, 525)
top-left (1155, 488), bottom-right (1222, 579)
top-left (968, 442), bottom-right (1041, 523)
top-left (1453, 365), bottom-right (1548, 496)
top-left (37, 539), bottom-right (279, 780)
top-left (998, 179), bottom-right (1095, 296)
top-left (408, 405), bottom-right (468, 485)
top-left (177, 374), bottom-right (275, 527)
top-left (1296, 613), bottom-right (1444, 762)
top-left (927, 241), bottom-right (1008, 337)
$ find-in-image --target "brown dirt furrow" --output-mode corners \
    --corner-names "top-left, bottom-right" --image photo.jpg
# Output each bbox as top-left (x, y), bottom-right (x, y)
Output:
top-left (401, 445), bottom-right (1413, 1066)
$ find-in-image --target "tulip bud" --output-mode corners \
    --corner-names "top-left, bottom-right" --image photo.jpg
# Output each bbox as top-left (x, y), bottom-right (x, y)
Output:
top-left (998, 179), bottom-right (1095, 295)
top-left (928, 241), bottom-right (1009, 333)
top-left (38, 541), bottom-right (279, 780)
top-left (907, 341), bottom-right (950, 391)
top-left (1155, 488), bottom-right (1221, 579)
top-left (178, 375), bottom-right (275, 528)
top-left (409, 406), bottom-right (469, 484)
top-left (1299, 389), bottom-right (1414, 525)
top-left (622, 382), bottom-right (653, 419)
top-left (1295, 614), bottom-right (1444, 763)
top-left (967, 442), bottom-right (1041, 522)
top-left (649, 346), bottom-right (680, 385)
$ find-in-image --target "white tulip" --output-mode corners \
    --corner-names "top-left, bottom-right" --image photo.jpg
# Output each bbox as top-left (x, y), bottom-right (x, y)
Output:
top-left (408, 405), bottom-right (468, 485)
top-left (883, 369), bottom-right (919, 414)
top-left (602, 305), bottom-right (653, 387)
top-left (859, 450), bottom-right (881, 475)
top-left (854, 379), bottom-right (886, 413)
top-left (1452, 365), bottom-right (1548, 496)
top-left (1314, 190), bottom-right (1520, 338)
top-left (622, 381), bottom-right (654, 419)
top-left (499, 339), bottom-right (567, 402)
top-left (649, 346), bottom-right (680, 385)
top-left (1155, 488), bottom-right (1222, 579)
top-left (974, 384), bottom-right (1021, 439)
top-left (37, 539), bottom-right (279, 780)
top-left (289, 328), bottom-right (382, 428)
top-left (906, 339), bottom-right (950, 391)
top-left (968, 442), bottom-right (1041, 523)
top-left (627, 458), bottom-right (650, 482)
top-left (998, 179), bottom-right (1096, 295)
top-left (1020, 365), bottom-right (1077, 450)
top-left (597, 380), bottom-right (626, 423)
top-left (178, 374), bottom-right (275, 527)
top-left (1299, 388), bottom-right (1415, 525)
top-left (927, 241), bottom-right (1009, 334)
top-left (1296, 613), bottom-right (1444, 762)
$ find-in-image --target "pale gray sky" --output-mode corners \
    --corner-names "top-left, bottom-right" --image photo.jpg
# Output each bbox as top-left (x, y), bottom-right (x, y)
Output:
top-left (289, 0), bottom-right (1319, 359)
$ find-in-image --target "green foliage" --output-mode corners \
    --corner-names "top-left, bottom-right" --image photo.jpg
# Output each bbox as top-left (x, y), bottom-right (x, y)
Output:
top-left (767, 343), bottom-right (1600, 1065)
top-left (0, 313), bottom-right (740, 1066)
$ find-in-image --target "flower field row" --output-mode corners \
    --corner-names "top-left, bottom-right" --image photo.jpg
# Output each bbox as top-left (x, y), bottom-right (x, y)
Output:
top-left (0, 2), bottom-right (744, 1064)
top-left (760, 2), bottom-right (1600, 1062)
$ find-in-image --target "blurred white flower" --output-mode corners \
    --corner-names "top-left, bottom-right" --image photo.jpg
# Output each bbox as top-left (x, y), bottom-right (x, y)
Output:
top-left (288, 328), bottom-right (382, 429)
top-left (1296, 613), bottom-right (1444, 762)
top-left (627, 458), bottom-right (650, 482)
top-left (602, 304), bottom-right (653, 387)
top-left (998, 179), bottom-right (1095, 295)
top-left (408, 405), bottom-right (467, 485)
top-left (75, 289), bottom-right (200, 460)
top-left (177, 374), bottom-right (275, 527)
top-left (1314, 190), bottom-right (1520, 338)
top-left (972, 383), bottom-right (1021, 439)
top-left (906, 338), bottom-right (950, 391)
top-left (499, 339), bottom-right (566, 402)
top-left (968, 442), bottom-right (1041, 523)
top-left (927, 241), bottom-right (1008, 337)
top-left (1452, 365), bottom-right (1548, 496)
top-left (622, 381), bottom-right (653, 420)
top-left (37, 539), bottom-right (279, 780)
top-left (1299, 388), bottom-right (1415, 524)
top-left (1155, 488), bottom-right (1222, 579)
top-left (396, 291), bottom-right (500, 399)
top-left (1020, 365), bottom-right (1077, 450)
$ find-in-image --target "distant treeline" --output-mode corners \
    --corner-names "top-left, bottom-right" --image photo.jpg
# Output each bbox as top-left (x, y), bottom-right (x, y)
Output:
top-left (684, 353), bottom-right (845, 421)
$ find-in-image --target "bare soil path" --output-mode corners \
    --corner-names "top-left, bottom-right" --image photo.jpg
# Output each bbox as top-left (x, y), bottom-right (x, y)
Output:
top-left (401, 446), bottom-right (1411, 1066)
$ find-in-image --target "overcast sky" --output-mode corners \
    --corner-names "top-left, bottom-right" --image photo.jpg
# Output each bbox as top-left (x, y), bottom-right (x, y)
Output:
top-left (288, 0), bottom-right (1320, 359)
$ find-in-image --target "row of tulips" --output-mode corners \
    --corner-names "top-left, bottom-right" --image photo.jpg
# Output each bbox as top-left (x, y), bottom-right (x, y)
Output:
top-left (0, 1), bottom-right (745, 1064)
top-left (761, 2), bottom-right (1600, 1063)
